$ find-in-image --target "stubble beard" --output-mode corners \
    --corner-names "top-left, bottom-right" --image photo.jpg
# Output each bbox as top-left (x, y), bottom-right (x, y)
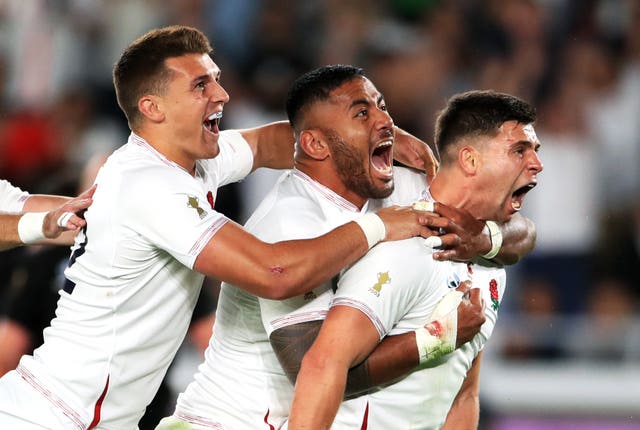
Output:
top-left (324, 129), bottom-right (394, 200)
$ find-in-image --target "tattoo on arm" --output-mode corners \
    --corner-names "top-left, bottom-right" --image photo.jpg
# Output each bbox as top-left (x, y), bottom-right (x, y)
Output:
top-left (270, 321), bottom-right (323, 385)
top-left (270, 320), bottom-right (409, 398)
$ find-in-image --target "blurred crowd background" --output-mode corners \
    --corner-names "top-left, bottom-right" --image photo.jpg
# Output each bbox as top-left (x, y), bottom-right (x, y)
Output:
top-left (0, 0), bottom-right (638, 429)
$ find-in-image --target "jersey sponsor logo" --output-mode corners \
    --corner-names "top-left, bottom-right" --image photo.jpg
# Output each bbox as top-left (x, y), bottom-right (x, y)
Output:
top-left (187, 195), bottom-right (208, 219)
top-left (206, 190), bottom-right (215, 209)
top-left (369, 271), bottom-right (391, 297)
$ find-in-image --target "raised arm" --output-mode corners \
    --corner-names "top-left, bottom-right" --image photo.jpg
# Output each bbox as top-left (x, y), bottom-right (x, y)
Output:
top-left (393, 126), bottom-right (439, 181)
top-left (236, 121), bottom-right (295, 171)
top-left (194, 206), bottom-right (433, 300)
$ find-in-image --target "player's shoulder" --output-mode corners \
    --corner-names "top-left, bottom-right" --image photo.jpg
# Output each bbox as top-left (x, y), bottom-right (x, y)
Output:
top-left (354, 237), bottom-right (439, 275)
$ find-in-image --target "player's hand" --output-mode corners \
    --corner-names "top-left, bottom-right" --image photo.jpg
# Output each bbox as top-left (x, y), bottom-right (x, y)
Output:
top-left (426, 202), bottom-right (492, 262)
top-left (375, 205), bottom-right (447, 242)
top-left (454, 281), bottom-right (485, 348)
top-left (392, 127), bottom-right (439, 183)
top-left (42, 185), bottom-right (96, 239)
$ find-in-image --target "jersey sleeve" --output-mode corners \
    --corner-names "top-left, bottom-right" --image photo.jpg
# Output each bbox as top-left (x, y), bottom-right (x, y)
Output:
top-left (0, 179), bottom-right (30, 213)
top-left (203, 130), bottom-right (254, 187)
top-left (122, 168), bottom-right (229, 269)
top-left (255, 192), bottom-right (336, 337)
top-left (332, 238), bottom-right (447, 339)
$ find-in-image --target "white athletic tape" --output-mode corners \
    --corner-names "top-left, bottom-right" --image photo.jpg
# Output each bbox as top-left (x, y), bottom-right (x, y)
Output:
top-left (354, 213), bottom-right (386, 249)
top-left (424, 236), bottom-right (443, 248)
top-left (412, 200), bottom-right (434, 212)
top-left (481, 220), bottom-right (503, 259)
top-left (57, 212), bottom-right (74, 228)
top-left (415, 289), bottom-right (463, 365)
top-left (17, 212), bottom-right (47, 244)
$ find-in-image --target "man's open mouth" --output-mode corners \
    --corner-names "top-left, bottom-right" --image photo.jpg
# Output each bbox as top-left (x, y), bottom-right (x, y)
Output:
top-left (511, 183), bottom-right (536, 211)
top-left (204, 111), bottom-right (223, 133)
top-left (371, 140), bottom-right (393, 178)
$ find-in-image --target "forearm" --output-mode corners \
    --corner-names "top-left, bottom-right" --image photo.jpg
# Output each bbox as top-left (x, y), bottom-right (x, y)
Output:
top-left (21, 195), bottom-right (70, 212)
top-left (493, 214), bottom-right (536, 266)
top-left (441, 391), bottom-right (480, 430)
top-left (288, 349), bottom-right (349, 430)
top-left (196, 220), bottom-right (370, 300)
top-left (0, 214), bottom-right (23, 251)
top-left (238, 120), bottom-right (295, 171)
top-left (346, 331), bottom-right (419, 396)
top-left (442, 352), bottom-right (482, 430)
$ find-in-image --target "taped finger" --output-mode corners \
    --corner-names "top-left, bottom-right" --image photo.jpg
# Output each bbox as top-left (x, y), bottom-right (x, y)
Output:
top-left (57, 212), bottom-right (74, 228)
top-left (424, 236), bottom-right (443, 248)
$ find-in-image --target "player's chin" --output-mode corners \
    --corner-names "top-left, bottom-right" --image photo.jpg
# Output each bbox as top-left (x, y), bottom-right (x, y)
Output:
top-left (201, 140), bottom-right (221, 159)
top-left (372, 178), bottom-right (394, 199)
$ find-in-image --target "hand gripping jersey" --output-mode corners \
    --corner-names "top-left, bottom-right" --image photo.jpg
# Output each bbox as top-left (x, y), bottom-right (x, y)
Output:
top-left (0, 130), bottom-right (253, 430)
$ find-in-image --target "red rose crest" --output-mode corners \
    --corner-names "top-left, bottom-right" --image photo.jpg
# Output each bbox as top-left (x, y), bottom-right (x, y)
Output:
top-left (489, 279), bottom-right (499, 311)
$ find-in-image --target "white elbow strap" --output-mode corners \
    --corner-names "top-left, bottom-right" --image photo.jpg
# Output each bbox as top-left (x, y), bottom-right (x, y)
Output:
top-left (481, 220), bottom-right (503, 260)
top-left (354, 213), bottom-right (386, 249)
top-left (18, 212), bottom-right (47, 244)
top-left (415, 289), bottom-right (463, 365)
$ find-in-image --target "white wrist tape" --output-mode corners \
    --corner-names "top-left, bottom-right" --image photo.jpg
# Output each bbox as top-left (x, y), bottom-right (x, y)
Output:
top-left (57, 212), bottom-right (74, 228)
top-left (18, 212), bottom-right (47, 244)
top-left (354, 213), bottom-right (386, 249)
top-left (415, 289), bottom-right (463, 365)
top-left (481, 220), bottom-right (503, 259)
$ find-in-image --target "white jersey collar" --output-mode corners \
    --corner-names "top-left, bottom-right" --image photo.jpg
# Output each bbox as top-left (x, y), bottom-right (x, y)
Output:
top-left (292, 169), bottom-right (367, 213)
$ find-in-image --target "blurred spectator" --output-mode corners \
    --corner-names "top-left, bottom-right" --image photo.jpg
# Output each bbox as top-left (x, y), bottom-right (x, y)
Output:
top-left (500, 277), bottom-right (566, 361)
top-left (565, 277), bottom-right (640, 362)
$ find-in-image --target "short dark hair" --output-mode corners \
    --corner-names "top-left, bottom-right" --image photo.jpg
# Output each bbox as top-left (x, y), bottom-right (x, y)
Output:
top-left (285, 65), bottom-right (365, 131)
top-left (434, 90), bottom-right (536, 164)
top-left (113, 25), bottom-right (213, 130)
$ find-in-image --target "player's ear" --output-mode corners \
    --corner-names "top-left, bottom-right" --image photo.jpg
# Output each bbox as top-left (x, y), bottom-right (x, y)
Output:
top-left (459, 146), bottom-right (479, 175)
top-left (138, 95), bottom-right (165, 123)
top-left (299, 129), bottom-right (329, 160)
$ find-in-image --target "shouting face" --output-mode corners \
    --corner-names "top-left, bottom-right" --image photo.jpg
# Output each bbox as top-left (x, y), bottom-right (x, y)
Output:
top-left (310, 77), bottom-right (396, 206)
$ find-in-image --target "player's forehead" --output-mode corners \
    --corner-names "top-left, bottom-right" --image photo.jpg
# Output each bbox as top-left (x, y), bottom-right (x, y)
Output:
top-left (165, 53), bottom-right (220, 80)
top-left (498, 120), bottom-right (540, 147)
top-left (329, 76), bottom-right (383, 106)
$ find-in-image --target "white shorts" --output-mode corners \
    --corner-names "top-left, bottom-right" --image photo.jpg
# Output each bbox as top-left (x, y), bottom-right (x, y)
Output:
top-left (0, 370), bottom-right (86, 430)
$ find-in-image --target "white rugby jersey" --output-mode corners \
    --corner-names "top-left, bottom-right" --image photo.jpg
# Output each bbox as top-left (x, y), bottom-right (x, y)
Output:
top-left (0, 179), bottom-right (30, 213)
top-left (174, 169), bottom-right (373, 429)
top-left (332, 229), bottom-right (506, 429)
top-left (3, 130), bottom-right (253, 430)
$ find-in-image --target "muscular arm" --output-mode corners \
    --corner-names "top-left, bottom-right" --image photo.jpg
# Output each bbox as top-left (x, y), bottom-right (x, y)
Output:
top-left (238, 121), bottom-right (296, 171)
top-left (441, 351), bottom-right (483, 430)
top-left (271, 320), bottom-right (417, 397)
top-left (287, 305), bottom-right (380, 430)
top-left (0, 214), bottom-right (23, 251)
top-left (393, 126), bottom-right (439, 181)
top-left (271, 286), bottom-right (484, 397)
top-left (194, 206), bottom-right (432, 300)
top-left (492, 213), bottom-right (536, 266)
